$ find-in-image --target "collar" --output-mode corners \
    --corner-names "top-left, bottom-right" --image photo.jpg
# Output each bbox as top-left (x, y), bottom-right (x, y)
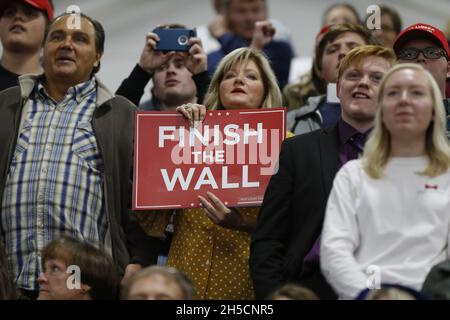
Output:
top-left (338, 118), bottom-right (372, 145)
top-left (18, 73), bottom-right (115, 106)
top-left (35, 77), bottom-right (96, 104)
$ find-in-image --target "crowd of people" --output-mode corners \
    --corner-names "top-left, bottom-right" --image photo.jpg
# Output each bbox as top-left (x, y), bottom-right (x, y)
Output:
top-left (1, 0), bottom-right (450, 300)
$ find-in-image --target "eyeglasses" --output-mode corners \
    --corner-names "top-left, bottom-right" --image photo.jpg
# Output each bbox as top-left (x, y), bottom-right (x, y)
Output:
top-left (397, 47), bottom-right (448, 60)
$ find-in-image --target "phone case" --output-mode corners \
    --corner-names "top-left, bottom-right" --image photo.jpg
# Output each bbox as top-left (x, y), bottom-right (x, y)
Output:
top-left (153, 28), bottom-right (197, 52)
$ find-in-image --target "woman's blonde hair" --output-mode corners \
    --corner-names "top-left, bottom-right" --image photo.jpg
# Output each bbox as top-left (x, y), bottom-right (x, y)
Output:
top-left (204, 47), bottom-right (282, 110)
top-left (363, 63), bottom-right (450, 178)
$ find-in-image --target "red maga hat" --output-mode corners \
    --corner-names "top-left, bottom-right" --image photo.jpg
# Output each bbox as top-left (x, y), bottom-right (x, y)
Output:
top-left (393, 23), bottom-right (450, 58)
top-left (0, 0), bottom-right (54, 20)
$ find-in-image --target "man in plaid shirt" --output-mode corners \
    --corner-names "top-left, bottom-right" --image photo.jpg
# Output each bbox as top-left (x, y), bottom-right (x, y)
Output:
top-left (0, 12), bottom-right (158, 299)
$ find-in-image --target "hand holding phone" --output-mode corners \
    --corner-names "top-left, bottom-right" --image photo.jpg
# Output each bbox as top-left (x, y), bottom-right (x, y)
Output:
top-left (183, 37), bottom-right (208, 75)
top-left (138, 32), bottom-right (174, 73)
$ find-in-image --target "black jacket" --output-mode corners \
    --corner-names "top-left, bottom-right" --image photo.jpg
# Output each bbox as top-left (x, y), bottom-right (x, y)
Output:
top-left (250, 126), bottom-right (340, 299)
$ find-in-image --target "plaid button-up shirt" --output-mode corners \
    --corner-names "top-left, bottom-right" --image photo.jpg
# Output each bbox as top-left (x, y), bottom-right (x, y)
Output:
top-left (1, 78), bottom-right (108, 290)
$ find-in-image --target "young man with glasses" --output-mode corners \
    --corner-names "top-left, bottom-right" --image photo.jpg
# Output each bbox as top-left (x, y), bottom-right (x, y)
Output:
top-left (393, 23), bottom-right (450, 137)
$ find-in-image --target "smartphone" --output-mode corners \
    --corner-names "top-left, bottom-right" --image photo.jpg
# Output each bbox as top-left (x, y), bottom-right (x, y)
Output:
top-left (153, 28), bottom-right (197, 52)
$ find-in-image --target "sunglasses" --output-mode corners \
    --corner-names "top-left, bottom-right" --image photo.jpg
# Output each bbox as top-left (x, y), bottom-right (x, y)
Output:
top-left (397, 47), bottom-right (448, 60)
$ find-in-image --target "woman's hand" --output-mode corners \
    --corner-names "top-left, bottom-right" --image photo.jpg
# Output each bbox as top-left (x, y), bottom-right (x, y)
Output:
top-left (198, 191), bottom-right (255, 233)
top-left (176, 103), bottom-right (207, 128)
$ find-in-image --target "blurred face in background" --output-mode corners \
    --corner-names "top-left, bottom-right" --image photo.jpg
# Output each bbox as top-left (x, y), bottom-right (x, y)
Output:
top-left (226, 0), bottom-right (267, 40)
top-left (372, 13), bottom-right (398, 48)
top-left (126, 274), bottom-right (184, 300)
top-left (319, 32), bottom-right (366, 84)
top-left (0, 1), bottom-right (47, 53)
top-left (323, 5), bottom-right (359, 26)
top-left (219, 59), bottom-right (265, 109)
top-left (153, 56), bottom-right (197, 109)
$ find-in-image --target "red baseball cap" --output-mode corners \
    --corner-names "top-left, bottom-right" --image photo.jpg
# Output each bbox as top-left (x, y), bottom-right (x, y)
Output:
top-left (0, 0), bottom-right (54, 20)
top-left (393, 23), bottom-right (450, 58)
top-left (316, 26), bottom-right (330, 40)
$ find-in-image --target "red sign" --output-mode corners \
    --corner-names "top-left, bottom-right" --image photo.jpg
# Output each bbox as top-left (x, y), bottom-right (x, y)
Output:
top-left (133, 108), bottom-right (285, 210)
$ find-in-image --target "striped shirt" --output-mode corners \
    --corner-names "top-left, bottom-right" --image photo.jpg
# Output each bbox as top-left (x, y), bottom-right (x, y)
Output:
top-left (0, 78), bottom-right (108, 290)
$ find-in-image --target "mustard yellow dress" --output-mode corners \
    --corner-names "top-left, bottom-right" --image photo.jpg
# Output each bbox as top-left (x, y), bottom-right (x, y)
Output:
top-left (138, 207), bottom-right (258, 299)
top-left (137, 132), bottom-right (293, 299)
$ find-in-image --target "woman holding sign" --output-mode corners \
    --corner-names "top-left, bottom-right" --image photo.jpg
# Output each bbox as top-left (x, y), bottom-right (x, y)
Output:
top-left (144, 47), bottom-right (286, 299)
